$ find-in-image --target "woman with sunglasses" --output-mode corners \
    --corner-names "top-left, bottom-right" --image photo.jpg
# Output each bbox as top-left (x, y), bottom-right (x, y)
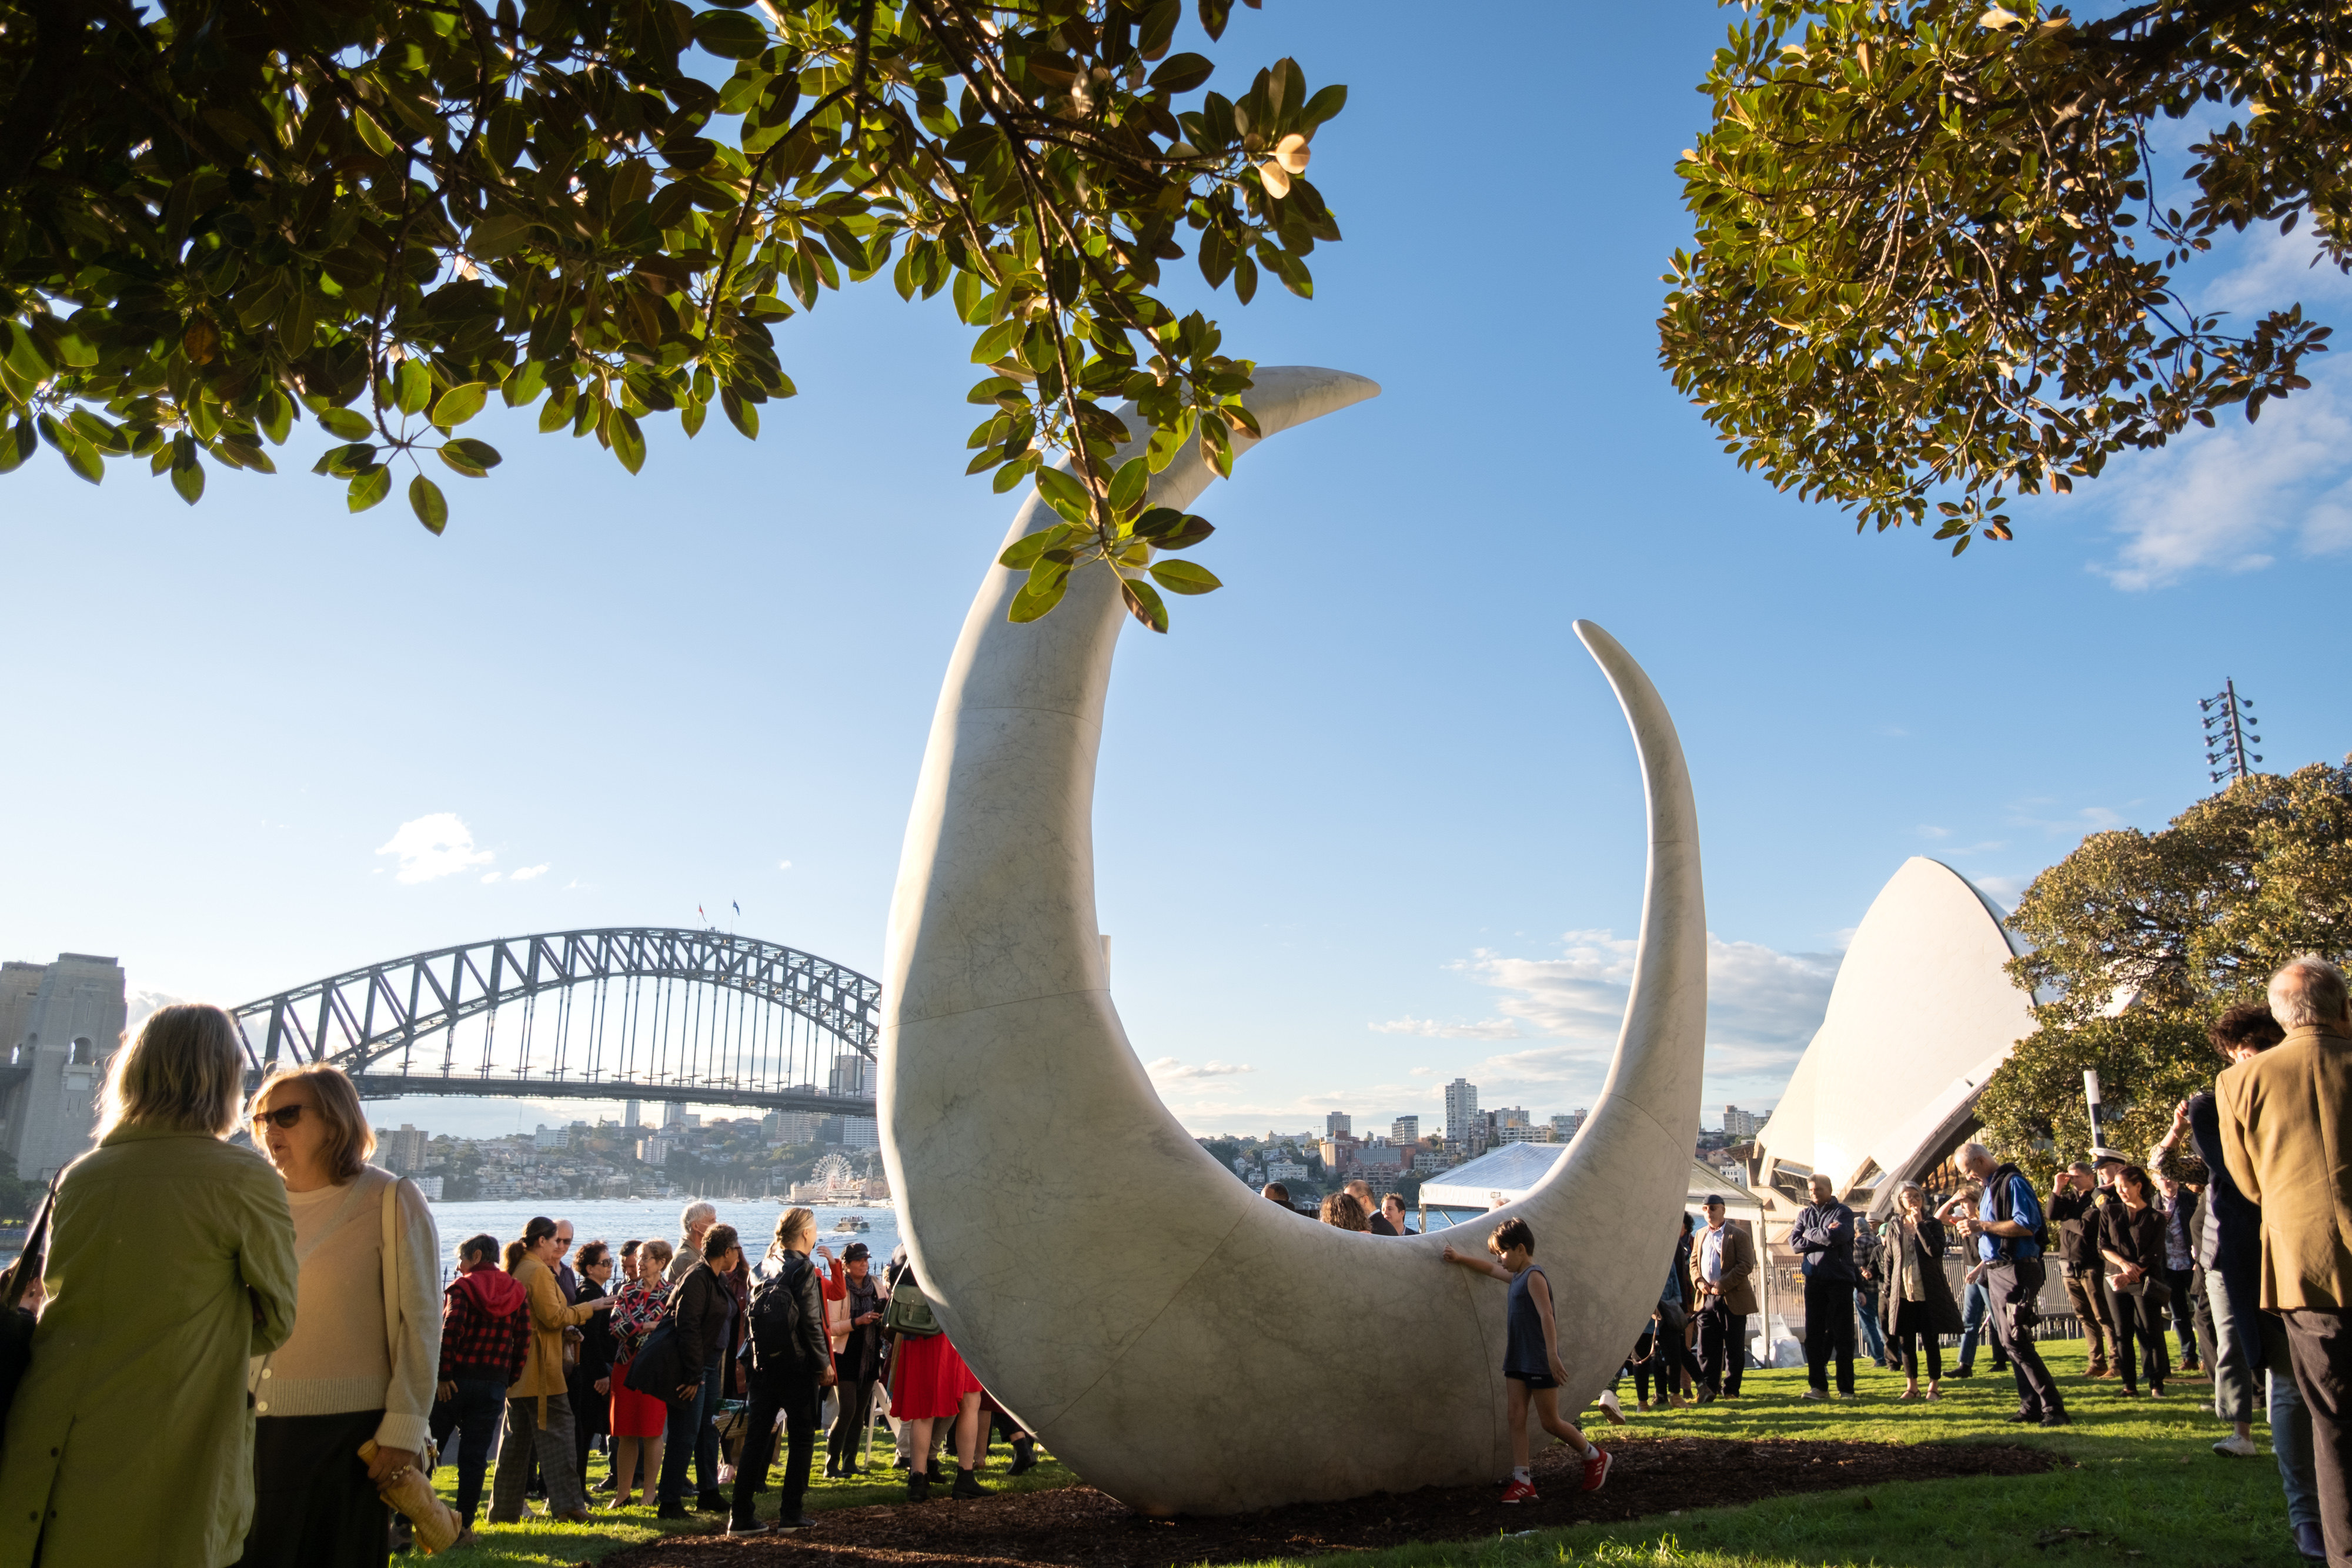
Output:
top-left (233, 1061), bottom-right (443, 1568)
top-left (0, 1005), bottom-right (299, 1568)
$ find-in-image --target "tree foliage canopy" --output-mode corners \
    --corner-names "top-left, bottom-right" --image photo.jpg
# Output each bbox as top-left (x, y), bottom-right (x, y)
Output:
top-left (0, 0), bottom-right (1342, 628)
top-left (1663, 0), bottom-right (2348, 554)
top-left (1977, 760), bottom-right (2352, 1185)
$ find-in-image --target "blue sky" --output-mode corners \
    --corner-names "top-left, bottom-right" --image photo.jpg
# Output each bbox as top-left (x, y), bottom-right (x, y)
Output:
top-left (4, 4), bottom-right (2346, 1142)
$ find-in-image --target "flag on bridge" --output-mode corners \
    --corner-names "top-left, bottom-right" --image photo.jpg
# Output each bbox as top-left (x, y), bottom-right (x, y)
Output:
top-left (732, 900), bottom-right (741, 917)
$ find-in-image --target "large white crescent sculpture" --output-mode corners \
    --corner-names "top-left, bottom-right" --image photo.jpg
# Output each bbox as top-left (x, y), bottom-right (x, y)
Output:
top-left (880, 366), bottom-right (1707, 1516)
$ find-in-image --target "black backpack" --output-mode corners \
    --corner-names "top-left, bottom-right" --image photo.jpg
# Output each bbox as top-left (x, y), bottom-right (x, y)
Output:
top-left (1988, 1162), bottom-right (2053, 1255)
top-left (747, 1252), bottom-right (810, 1371)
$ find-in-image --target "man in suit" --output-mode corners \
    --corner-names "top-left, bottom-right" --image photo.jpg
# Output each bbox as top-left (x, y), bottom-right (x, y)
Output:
top-left (2220, 956), bottom-right (2352, 1568)
top-left (1689, 1194), bottom-right (1758, 1400)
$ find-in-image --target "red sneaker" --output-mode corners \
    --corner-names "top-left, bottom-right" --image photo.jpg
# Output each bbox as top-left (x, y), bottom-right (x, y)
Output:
top-left (1499, 1478), bottom-right (1539, 1505)
top-left (1580, 1447), bottom-right (1613, 1492)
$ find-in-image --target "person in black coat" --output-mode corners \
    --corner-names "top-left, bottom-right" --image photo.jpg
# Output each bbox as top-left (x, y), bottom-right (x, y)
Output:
top-left (1878, 1183), bottom-right (1965, 1398)
top-left (2099, 1165), bottom-right (2173, 1398)
top-left (656, 1224), bottom-right (742, 1519)
top-left (569, 1242), bottom-right (617, 1495)
top-left (827, 1243), bottom-right (888, 1477)
top-left (727, 1208), bottom-right (834, 1536)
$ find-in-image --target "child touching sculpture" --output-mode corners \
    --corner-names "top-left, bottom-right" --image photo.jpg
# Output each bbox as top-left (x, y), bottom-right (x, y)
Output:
top-left (1443, 1217), bottom-right (1612, 1502)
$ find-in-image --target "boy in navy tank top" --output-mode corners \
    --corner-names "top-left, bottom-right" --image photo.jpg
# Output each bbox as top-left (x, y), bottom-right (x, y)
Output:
top-left (1444, 1217), bottom-right (1612, 1502)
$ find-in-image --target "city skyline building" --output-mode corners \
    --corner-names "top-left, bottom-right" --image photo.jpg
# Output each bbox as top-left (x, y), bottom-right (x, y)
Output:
top-left (1325, 1111), bottom-right (1351, 1138)
top-left (1444, 1077), bottom-right (1478, 1145)
top-left (1391, 1115), bottom-right (1418, 1144)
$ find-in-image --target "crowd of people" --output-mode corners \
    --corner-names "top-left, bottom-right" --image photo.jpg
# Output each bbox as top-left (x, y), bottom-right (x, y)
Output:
top-left (0, 1004), bottom-right (1038, 1567)
top-left (1, 952), bottom-right (2345, 1564)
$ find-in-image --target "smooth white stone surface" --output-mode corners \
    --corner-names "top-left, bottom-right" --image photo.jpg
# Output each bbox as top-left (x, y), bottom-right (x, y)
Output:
top-left (879, 367), bottom-right (1708, 1514)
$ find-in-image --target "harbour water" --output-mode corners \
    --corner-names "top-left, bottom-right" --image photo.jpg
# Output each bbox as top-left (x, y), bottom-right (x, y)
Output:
top-left (420, 1198), bottom-right (902, 1282)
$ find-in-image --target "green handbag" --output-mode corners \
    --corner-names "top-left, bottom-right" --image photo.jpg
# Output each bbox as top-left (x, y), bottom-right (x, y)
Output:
top-left (881, 1279), bottom-right (943, 1338)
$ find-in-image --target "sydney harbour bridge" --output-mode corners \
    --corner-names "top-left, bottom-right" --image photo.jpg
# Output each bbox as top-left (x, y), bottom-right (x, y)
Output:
top-left (228, 928), bottom-right (880, 1118)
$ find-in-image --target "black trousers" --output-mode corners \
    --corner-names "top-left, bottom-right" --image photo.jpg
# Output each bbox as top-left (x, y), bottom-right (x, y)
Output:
top-left (428, 1376), bottom-right (506, 1525)
top-left (1987, 1258), bottom-right (2066, 1420)
top-left (828, 1375), bottom-right (878, 1472)
top-left (2062, 1266), bottom-right (2112, 1366)
top-left (2105, 1282), bottom-right (2171, 1393)
top-left (1890, 1298), bottom-right (1945, 1382)
top-left (1804, 1274), bottom-right (1856, 1393)
top-left (2283, 1308), bottom-right (2352, 1568)
top-left (2166, 1268), bottom-right (2202, 1366)
top-left (730, 1372), bottom-right (820, 1528)
top-left (1696, 1302), bottom-right (1746, 1396)
top-left (233, 1409), bottom-right (389, 1568)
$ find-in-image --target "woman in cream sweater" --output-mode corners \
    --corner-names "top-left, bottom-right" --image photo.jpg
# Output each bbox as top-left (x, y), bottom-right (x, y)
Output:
top-left (236, 1064), bottom-right (442, 1568)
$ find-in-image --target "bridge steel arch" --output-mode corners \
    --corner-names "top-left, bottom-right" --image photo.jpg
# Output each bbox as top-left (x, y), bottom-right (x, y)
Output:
top-left (229, 928), bottom-right (881, 1115)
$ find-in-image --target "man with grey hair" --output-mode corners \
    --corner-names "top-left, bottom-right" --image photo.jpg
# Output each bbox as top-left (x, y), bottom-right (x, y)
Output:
top-left (2220, 955), bottom-right (2352, 1567)
top-left (1955, 1141), bottom-right (2069, 1427)
top-left (669, 1201), bottom-right (718, 1286)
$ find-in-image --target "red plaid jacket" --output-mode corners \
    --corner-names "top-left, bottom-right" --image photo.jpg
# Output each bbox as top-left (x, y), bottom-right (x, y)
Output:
top-left (439, 1268), bottom-right (530, 1384)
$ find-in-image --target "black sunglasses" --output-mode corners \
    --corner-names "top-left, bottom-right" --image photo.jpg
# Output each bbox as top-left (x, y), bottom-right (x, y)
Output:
top-left (250, 1104), bottom-right (308, 1129)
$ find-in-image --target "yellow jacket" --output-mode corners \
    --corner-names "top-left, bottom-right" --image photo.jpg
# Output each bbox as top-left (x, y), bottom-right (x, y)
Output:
top-left (2219, 1024), bottom-right (2352, 1312)
top-left (509, 1254), bottom-right (597, 1415)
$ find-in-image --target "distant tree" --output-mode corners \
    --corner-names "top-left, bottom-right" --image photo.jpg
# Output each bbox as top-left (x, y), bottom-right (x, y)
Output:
top-left (1976, 760), bottom-right (2352, 1185)
top-left (1663, 0), bottom-right (2347, 554)
top-left (0, 0), bottom-right (1343, 628)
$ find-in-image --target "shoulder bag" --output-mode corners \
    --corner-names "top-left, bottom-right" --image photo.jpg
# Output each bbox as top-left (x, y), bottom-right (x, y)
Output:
top-left (881, 1278), bottom-right (943, 1338)
top-left (0, 1178), bottom-right (62, 1447)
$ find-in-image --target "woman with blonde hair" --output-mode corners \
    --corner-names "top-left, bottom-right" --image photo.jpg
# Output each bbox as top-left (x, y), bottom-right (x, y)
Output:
top-left (234, 1062), bottom-right (443, 1568)
top-left (0, 1004), bottom-right (299, 1568)
top-left (726, 1209), bottom-right (834, 1535)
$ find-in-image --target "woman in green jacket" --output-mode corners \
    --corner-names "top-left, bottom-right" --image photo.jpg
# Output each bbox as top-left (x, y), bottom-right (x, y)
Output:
top-left (0, 1005), bottom-right (300, 1568)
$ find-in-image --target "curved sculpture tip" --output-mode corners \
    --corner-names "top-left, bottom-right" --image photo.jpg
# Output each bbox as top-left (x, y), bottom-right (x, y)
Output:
top-left (1230, 366), bottom-right (1381, 452)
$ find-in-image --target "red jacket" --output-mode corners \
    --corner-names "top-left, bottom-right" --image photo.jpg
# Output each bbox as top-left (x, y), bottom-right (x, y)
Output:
top-left (439, 1267), bottom-right (530, 1383)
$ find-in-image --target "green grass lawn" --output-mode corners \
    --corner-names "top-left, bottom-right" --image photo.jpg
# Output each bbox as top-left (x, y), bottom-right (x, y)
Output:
top-left (422, 1340), bottom-right (2308, 1568)
top-left (419, 1420), bottom-right (1081, 1566)
top-left (1293, 1339), bottom-right (2308, 1568)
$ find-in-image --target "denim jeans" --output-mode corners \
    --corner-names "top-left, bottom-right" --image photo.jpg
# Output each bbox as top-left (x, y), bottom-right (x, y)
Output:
top-left (1958, 1277), bottom-right (2009, 1373)
top-left (428, 1375), bottom-right (508, 1525)
top-left (2208, 1266), bottom-right (2263, 1426)
top-left (1855, 1288), bottom-right (1888, 1363)
top-left (2265, 1310), bottom-right (2323, 1535)
top-left (658, 1362), bottom-right (722, 1508)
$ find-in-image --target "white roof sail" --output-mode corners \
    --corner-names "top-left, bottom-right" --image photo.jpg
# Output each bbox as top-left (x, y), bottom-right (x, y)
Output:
top-left (1750, 857), bottom-right (2035, 1205)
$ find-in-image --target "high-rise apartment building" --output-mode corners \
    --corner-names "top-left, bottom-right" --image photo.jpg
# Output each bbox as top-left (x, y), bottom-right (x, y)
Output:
top-left (1325, 1112), bottom-right (1352, 1138)
top-left (623, 1099), bottom-right (642, 1129)
top-left (1391, 1115), bottom-right (1419, 1144)
top-left (829, 1054), bottom-right (871, 1097)
top-left (1552, 1109), bottom-right (1589, 1142)
top-left (376, 1124), bottom-right (429, 1174)
top-left (1722, 1105), bottom-right (1763, 1139)
top-left (662, 1099), bottom-right (685, 1130)
top-left (1444, 1078), bottom-right (1479, 1144)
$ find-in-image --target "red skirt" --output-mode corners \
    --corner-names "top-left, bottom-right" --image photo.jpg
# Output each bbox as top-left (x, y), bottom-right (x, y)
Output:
top-left (609, 1357), bottom-right (668, 1437)
top-left (890, 1332), bottom-right (983, 1420)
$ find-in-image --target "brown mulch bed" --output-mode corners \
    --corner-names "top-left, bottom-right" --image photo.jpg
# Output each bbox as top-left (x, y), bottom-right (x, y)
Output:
top-left (601, 1437), bottom-right (2062, 1568)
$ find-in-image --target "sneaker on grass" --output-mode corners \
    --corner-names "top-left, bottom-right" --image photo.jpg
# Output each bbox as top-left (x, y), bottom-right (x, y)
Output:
top-left (2213, 1433), bottom-right (2261, 1458)
top-left (1499, 1477), bottom-right (1538, 1505)
top-left (1581, 1447), bottom-right (1612, 1493)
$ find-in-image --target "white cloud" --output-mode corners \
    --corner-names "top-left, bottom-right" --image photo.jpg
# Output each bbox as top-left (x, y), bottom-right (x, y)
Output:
top-left (778, 860), bottom-right (793, 871)
top-left (2087, 231), bottom-right (2352, 589)
top-left (509, 864), bottom-right (550, 881)
top-left (480, 872), bottom-right (502, 884)
top-left (375, 813), bottom-right (493, 884)
top-left (1145, 1057), bottom-right (1255, 1081)
top-left (1368, 1015), bottom-right (1525, 1040)
top-left (125, 990), bottom-right (188, 1038)
top-left (1385, 929), bottom-right (1842, 1107)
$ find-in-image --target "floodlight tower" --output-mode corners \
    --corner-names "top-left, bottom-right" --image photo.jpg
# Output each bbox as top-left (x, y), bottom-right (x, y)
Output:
top-left (2200, 679), bottom-right (2263, 785)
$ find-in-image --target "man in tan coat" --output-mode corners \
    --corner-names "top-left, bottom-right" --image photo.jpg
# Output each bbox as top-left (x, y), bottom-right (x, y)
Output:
top-left (2220, 955), bottom-right (2352, 1568)
top-left (1689, 1195), bottom-right (1759, 1400)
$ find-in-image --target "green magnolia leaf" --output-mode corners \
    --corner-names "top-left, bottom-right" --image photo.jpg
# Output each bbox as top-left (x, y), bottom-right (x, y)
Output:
top-left (1148, 558), bottom-right (1222, 594)
top-left (1107, 454), bottom-right (1151, 514)
top-left (409, 474), bottom-right (448, 533)
top-left (1134, 507), bottom-right (1215, 550)
top-left (395, 359), bottom-right (432, 416)
top-left (316, 407), bottom-right (374, 441)
top-left (438, 438), bottom-right (503, 476)
top-left (693, 8), bottom-right (770, 58)
top-left (1008, 570), bottom-right (1071, 623)
top-left (1120, 574), bottom-right (1170, 632)
top-left (1034, 465), bottom-right (1093, 524)
top-left (971, 320), bottom-right (1023, 365)
top-left (610, 412), bottom-right (646, 474)
top-left (721, 390), bottom-right (759, 439)
top-left (347, 464), bottom-right (392, 512)
top-left (169, 440), bottom-right (203, 504)
top-left (432, 383), bottom-right (488, 427)
top-left (1151, 53), bottom-right (1215, 92)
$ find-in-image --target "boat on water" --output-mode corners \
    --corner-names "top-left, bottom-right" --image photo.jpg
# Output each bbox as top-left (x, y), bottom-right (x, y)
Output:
top-left (831, 1215), bottom-right (870, 1233)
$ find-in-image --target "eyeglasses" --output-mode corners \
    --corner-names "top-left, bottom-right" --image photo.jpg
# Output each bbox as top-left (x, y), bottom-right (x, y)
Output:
top-left (250, 1104), bottom-right (308, 1130)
